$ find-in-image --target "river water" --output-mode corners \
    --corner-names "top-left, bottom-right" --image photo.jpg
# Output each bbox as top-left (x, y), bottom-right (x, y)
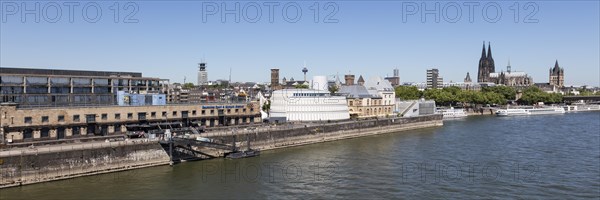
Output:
top-left (3, 112), bottom-right (600, 199)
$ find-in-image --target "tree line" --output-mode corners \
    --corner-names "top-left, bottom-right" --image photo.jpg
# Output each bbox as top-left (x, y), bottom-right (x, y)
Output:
top-left (395, 85), bottom-right (564, 106)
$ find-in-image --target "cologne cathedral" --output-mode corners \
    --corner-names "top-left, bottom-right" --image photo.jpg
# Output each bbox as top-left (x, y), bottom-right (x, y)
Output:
top-left (477, 42), bottom-right (495, 83)
top-left (477, 42), bottom-right (533, 86)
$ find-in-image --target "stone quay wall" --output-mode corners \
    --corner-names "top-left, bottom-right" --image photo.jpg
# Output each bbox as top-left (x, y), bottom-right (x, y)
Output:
top-left (209, 114), bottom-right (444, 152)
top-left (0, 140), bottom-right (169, 188)
top-left (0, 114), bottom-right (442, 188)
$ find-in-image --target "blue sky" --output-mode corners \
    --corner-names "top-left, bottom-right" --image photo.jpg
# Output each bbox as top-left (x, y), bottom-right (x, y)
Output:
top-left (1, 1), bottom-right (599, 86)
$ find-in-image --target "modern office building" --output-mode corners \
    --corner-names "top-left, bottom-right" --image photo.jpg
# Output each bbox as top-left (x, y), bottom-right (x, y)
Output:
top-left (426, 69), bottom-right (443, 89)
top-left (197, 63), bottom-right (208, 85)
top-left (0, 67), bottom-right (169, 107)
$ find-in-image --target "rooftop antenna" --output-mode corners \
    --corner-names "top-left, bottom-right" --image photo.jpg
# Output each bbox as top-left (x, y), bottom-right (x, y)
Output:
top-left (229, 67), bottom-right (232, 83)
top-left (183, 76), bottom-right (187, 84)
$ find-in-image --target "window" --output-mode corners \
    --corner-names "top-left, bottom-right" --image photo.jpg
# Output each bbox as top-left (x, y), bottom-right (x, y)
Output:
top-left (101, 113), bottom-right (107, 120)
top-left (162, 112), bottom-right (167, 117)
top-left (192, 110), bottom-right (197, 115)
top-left (73, 115), bottom-right (80, 122)
top-left (202, 110), bottom-right (206, 115)
top-left (24, 117), bottom-right (32, 124)
top-left (127, 113), bottom-right (133, 119)
top-left (235, 109), bottom-right (238, 113)
top-left (243, 108), bottom-right (246, 113)
top-left (42, 116), bottom-right (49, 123)
top-left (114, 124), bottom-right (121, 132)
top-left (151, 112), bottom-right (156, 118)
top-left (41, 128), bottom-right (50, 137)
top-left (23, 129), bottom-right (33, 139)
top-left (86, 114), bottom-right (96, 123)
top-left (172, 111), bottom-right (177, 116)
top-left (58, 115), bottom-right (65, 122)
top-left (210, 110), bottom-right (214, 114)
top-left (115, 113), bottom-right (121, 119)
top-left (138, 112), bottom-right (147, 120)
top-left (250, 108), bottom-right (254, 112)
top-left (72, 127), bottom-right (80, 135)
top-left (227, 109), bottom-right (231, 113)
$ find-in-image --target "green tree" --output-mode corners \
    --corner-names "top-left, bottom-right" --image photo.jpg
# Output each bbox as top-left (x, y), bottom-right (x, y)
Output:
top-left (182, 83), bottom-right (195, 89)
top-left (328, 84), bottom-right (339, 94)
top-left (423, 89), bottom-right (454, 106)
top-left (295, 84), bottom-right (309, 89)
top-left (578, 88), bottom-right (594, 96)
top-left (262, 100), bottom-right (271, 114)
top-left (482, 85), bottom-right (516, 101)
top-left (442, 86), bottom-right (462, 96)
top-left (518, 86), bottom-right (563, 105)
top-left (395, 86), bottom-right (422, 100)
top-left (484, 92), bottom-right (505, 105)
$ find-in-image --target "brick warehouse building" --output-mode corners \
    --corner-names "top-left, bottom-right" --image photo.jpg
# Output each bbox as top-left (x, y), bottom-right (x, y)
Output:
top-left (0, 102), bottom-right (261, 144)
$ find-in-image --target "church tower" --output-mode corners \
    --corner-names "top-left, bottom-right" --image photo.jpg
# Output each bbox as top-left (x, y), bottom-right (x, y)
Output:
top-left (477, 42), bottom-right (488, 82)
top-left (464, 72), bottom-right (472, 83)
top-left (549, 60), bottom-right (564, 87)
top-left (477, 42), bottom-right (495, 82)
top-left (487, 42), bottom-right (495, 75)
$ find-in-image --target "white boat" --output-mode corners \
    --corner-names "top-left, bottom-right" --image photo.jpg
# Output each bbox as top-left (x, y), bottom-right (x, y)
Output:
top-left (496, 107), bottom-right (565, 116)
top-left (437, 107), bottom-right (468, 119)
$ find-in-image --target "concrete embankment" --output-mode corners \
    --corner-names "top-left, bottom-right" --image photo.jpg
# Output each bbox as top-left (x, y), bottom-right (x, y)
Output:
top-left (208, 115), bottom-right (444, 152)
top-left (0, 140), bottom-right (170, 188)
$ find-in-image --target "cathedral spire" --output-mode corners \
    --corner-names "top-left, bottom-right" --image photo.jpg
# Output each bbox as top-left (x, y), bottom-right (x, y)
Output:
top-left (487, 42), bottom-right (493, 59)
top-left (481, 41), bottom-right (487, 59)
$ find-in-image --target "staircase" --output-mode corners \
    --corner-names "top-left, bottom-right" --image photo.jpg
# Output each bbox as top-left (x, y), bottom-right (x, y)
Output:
top-left (400, 101), bottom-right (418, 116)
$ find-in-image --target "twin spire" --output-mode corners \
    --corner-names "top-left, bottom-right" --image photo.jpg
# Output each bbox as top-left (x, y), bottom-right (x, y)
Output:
top-left (480, 41), bottom-right (493, 59)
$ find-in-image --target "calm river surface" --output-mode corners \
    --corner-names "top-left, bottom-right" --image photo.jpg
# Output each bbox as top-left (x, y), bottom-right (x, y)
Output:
top-left (3, 112), bottom-right (600, 199)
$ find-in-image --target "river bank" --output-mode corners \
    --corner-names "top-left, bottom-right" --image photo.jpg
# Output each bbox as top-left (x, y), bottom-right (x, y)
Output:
top-left (3, 112), bottom-right (598, 199)
top-left (0, 114), bottom-right (443, 189)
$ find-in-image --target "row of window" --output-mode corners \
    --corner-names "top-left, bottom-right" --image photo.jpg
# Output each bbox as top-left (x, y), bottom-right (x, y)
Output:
top-left (23, 108), bottom-right (255, 124)
top-left (292, 93), bottom-right (328, 97)
top-left (20, 125), bottom-right (113, 139)
top-left (349, 99), bottom-right (393, 106)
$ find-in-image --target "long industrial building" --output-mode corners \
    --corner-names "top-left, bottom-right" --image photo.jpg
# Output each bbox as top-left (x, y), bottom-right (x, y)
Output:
top-left (0, 67), bottom-right (261, 145)
top-left (0, 67), bottom-right (169, 106)
top-left (0, 102), bottom-right (261, 144)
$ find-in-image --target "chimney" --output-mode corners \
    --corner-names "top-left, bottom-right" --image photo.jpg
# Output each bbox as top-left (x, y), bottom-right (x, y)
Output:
top-left (344, 74), bottom-right (355, 86)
